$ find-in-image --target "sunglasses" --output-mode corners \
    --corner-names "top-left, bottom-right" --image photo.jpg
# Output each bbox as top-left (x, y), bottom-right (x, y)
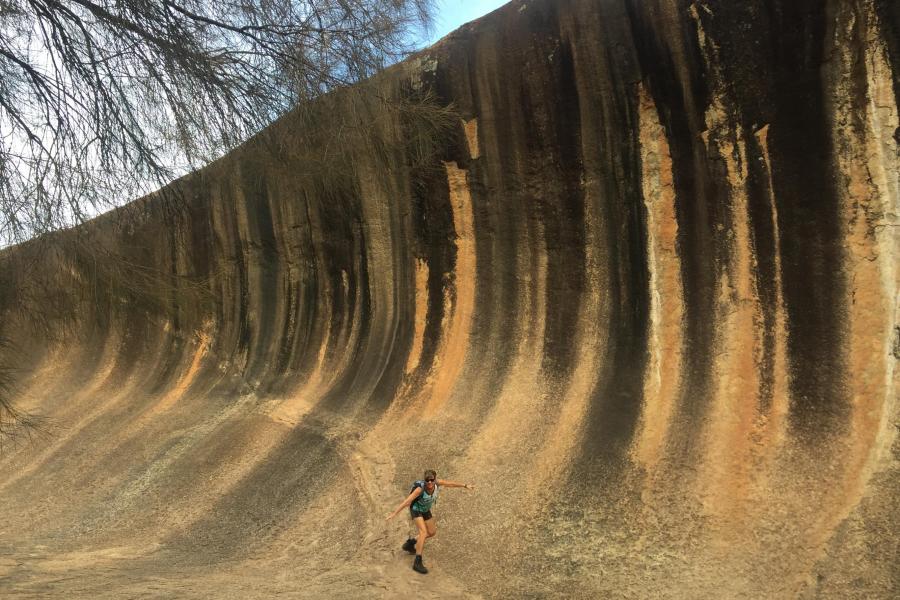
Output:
top-left (425, 479), bottom-right (436, 483)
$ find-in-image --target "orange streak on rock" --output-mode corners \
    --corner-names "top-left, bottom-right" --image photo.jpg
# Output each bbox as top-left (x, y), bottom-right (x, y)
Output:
top-left (0, 329), bottom-right (125, 493)
top-left (685, 8), bottom-right (768, 508)
top-left (0, 343), bottom-right (65, 417)
top-left (817, 9), bottom-right (899, 548)
top-left (463, 118), bottom-right (481, 159)
top-left (422, 162), bottom-right (476, 416)
top-left (404, 259), bottom-right (429, 375)
top-left (700, 119), bottom-right (762, 514)
top-left (634, 84), bottom-right (683, 474)
top-left (269, 282), bottom-right (335, 427)
top-left (144, 327), bottom-right (211, 416)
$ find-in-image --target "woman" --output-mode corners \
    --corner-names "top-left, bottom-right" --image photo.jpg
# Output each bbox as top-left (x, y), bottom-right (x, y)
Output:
top-left (386, 469), bottom-right (474, 574)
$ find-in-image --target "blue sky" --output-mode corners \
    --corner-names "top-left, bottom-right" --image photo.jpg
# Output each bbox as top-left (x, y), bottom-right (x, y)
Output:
top-left (423, 0), bottom-right (510, 45)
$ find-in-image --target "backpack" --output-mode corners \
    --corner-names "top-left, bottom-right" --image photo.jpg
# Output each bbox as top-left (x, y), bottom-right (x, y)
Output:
top-left (409, 480), bottom-right (438, 511)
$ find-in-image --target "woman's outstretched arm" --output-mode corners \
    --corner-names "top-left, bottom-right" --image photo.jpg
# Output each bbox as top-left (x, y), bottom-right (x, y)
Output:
top-left (436, 479), bottom-right (475, 490)
top-left (386, 488), bottom-right (423, 521)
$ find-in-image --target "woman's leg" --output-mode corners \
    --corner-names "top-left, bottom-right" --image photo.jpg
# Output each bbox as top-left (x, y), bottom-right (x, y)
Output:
top-left (412, 515), bottom-right (433, 574)
top-left (413, 516), bottom-right (429, 555)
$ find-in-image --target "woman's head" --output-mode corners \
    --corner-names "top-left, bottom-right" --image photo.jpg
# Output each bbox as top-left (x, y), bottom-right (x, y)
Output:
top-left (423, 469), bottom-right (437, 484)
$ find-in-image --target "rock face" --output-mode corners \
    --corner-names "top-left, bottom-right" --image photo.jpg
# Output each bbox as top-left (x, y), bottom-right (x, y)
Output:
top-left (0, 0), bottom-right (897, 597)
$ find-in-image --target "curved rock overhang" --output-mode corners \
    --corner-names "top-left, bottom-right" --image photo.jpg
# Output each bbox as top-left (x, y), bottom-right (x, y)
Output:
top-left (0, 0), bottom-right (897, 596)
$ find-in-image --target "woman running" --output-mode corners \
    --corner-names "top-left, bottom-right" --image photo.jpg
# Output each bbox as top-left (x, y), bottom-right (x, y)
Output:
top-left (386, 469), bottom-right (474, 574)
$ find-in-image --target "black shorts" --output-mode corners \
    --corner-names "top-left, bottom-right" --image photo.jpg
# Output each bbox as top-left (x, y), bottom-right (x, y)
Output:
top-left (410, 508), bottom-right (433, 521)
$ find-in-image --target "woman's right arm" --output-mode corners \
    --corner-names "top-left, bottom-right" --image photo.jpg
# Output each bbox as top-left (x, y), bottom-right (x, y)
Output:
top-left (386, 488), bottom-right (422, 521)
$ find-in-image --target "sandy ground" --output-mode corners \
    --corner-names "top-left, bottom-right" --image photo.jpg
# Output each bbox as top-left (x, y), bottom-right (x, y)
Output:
top-left (0, 543), bottom-right (478, 599)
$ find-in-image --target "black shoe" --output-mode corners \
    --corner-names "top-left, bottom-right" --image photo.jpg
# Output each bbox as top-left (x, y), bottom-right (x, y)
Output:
top-left (402, 538), bottom-right (416, 554)
top-left (413, 556), bottom-right (428, 575)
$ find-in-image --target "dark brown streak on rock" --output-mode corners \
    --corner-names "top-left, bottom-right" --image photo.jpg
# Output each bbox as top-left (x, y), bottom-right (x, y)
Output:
top-left (406, 132), bottom-right (454, 380)
top-left (237, 162), bottom-right (279, 387)
top-left (472, 40), bottom-right (529, 415)
top-left (695, 2), bottom-right (781, 416)
top-left (575, 0), bottom-right (649, 478)
top-left (745, 131), bottom-right (778, 413)
top-left (263, 180), bottom-right (306, 393)
top-left (278, 189), bottom-right (326, 392)
top-left (767, 0), bottom-right (848, 438)
top-left (538, 36), bottom-right (587, 383)
top-left (316, 194), bottom-right (375, 414)
top-left (208, 168), bottom-right (253, 394)
top-left (873, 0), bottom-right (900, 110)
top-left (367, 170), bottom-right (418, 414)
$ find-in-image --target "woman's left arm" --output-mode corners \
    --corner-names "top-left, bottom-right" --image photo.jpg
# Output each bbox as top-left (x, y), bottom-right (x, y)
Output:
top-left (437, 479), bottom-right (475, 490)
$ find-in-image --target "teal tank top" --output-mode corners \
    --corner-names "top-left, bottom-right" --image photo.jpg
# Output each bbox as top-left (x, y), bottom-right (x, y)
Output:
top-left (411, 481), bottom-right (439, 512)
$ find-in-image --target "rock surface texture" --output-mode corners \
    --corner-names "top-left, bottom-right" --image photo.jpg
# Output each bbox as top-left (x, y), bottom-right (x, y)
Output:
top-left (1, 0), bottom-right (898, 597)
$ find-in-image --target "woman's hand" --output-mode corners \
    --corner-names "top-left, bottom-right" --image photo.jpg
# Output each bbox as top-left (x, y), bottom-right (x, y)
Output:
top-left (464, 483), bottom-right (475, 491)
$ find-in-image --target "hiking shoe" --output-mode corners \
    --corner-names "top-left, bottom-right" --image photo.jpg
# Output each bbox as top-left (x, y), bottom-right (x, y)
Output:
top-left (402, 538), bottom-right (416, 554)
top-left (413, 556), bottom-right (429, 574)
